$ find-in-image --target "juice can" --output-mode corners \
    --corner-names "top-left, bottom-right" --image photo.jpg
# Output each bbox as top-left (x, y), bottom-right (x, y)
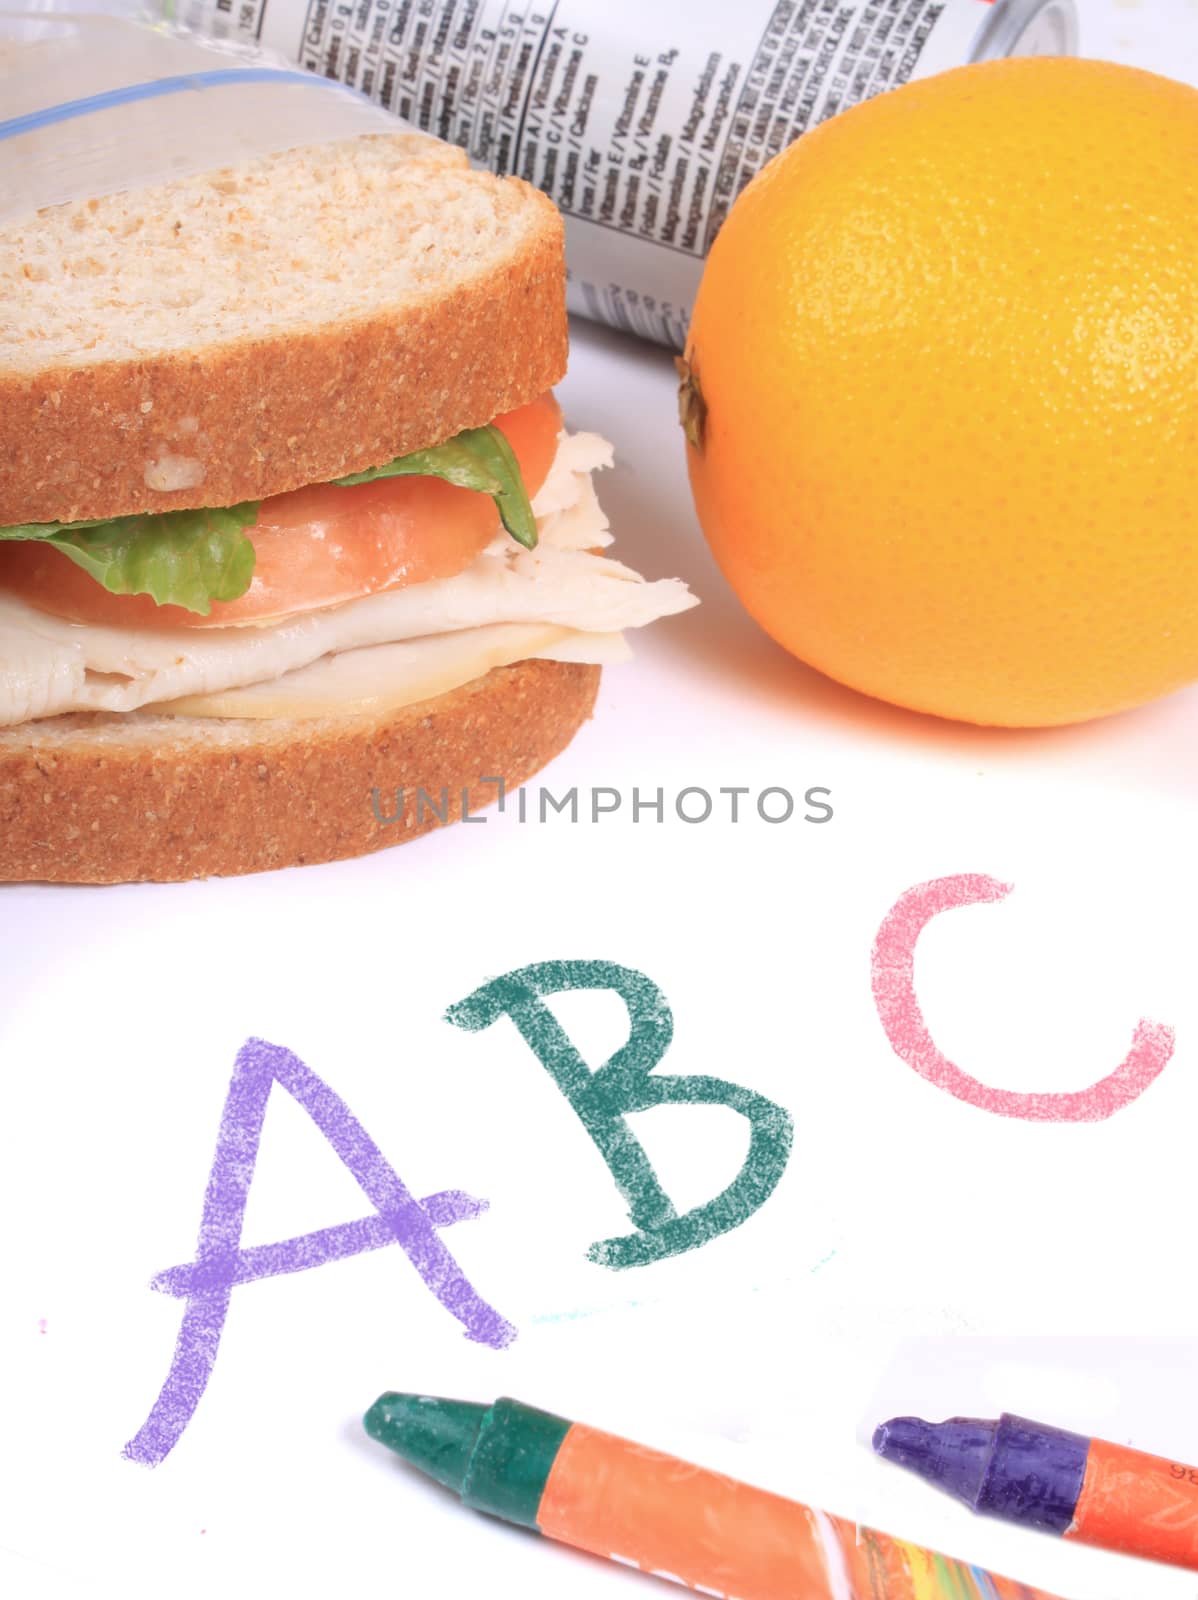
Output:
top-left (166, 0), bottom-right (1080, 346)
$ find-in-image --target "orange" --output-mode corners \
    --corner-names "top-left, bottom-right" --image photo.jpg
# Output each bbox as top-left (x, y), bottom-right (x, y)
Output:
top-left (681, 58), bottom-right (1198, 727)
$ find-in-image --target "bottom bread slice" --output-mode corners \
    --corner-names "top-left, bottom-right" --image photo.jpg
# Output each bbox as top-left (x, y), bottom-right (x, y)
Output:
top-left (0, 659), bottom-right (599, 884)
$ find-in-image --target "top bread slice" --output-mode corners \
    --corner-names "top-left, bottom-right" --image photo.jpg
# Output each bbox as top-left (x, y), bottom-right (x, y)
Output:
top-left (0, 133), bottom-right (567, 525)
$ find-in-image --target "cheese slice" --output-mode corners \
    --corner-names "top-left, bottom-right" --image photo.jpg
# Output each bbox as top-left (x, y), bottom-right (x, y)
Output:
top-left (159, 623), bottom-right (632, 719)
top-left (0, 432), bottom-right (696, 728)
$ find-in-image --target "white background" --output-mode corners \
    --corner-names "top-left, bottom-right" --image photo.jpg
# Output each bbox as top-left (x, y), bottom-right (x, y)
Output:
top-left (4, 4), bottom-right (1198, 1599)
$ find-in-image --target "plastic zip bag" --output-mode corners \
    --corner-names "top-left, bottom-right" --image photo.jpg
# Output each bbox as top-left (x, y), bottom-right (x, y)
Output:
top-left (0, 8), bottom-right (425, 228)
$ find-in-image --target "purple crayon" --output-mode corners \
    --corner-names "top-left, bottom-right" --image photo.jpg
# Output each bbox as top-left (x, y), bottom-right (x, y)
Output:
top-left (874, 1412), bottom-right (1198, 1571)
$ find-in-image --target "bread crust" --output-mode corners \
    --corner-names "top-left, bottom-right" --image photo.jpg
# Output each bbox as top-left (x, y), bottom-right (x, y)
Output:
top-left (0, 658), bottom-right (599, 883)
top-left (0, 186), bottom-right (567, 526)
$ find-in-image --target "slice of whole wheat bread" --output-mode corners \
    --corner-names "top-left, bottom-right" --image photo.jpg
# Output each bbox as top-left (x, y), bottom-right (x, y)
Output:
top-left (0, 133), bottom-right (567, 525)
top-left (0, 658), bottom-right (600, 883)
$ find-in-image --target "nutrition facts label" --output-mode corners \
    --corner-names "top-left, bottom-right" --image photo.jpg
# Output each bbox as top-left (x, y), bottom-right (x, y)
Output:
top-left (177, 0), bottom-right (1055, 344)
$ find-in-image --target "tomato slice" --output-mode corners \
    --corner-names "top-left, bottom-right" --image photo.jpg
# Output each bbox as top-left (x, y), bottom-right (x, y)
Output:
top-left (0, 392), bottom-right (562, 630)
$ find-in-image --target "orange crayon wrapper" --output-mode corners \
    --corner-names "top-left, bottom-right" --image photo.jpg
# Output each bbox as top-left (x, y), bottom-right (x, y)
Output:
top-left (539, 1422), bottom-right (1063, 1600)
top-left (1070, 1437), bottom-right (1198, 1568)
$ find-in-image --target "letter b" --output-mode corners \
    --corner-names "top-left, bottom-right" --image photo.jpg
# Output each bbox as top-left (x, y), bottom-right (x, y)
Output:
top-left (447, 961), bottom-right (793, 1270)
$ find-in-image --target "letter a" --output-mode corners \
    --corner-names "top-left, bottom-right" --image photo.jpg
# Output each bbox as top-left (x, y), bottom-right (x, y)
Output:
top-left (123, 1038), bottom-right (514, 1467)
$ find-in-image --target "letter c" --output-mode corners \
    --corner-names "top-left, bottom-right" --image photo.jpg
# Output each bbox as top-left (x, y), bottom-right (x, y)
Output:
top-left (871, 873), bottom-right (1175, 1122)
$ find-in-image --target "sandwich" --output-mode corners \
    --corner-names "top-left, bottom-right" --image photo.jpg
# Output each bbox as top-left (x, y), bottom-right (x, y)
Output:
top-left (0, 133), bottom-right (695, 883)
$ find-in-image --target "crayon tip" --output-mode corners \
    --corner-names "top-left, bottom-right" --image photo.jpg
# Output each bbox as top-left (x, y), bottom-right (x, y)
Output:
top-left (873, 1414), bottom-right (997, 1507)
top-left (873, 1416), bottom-right (933, 1464)
top-left (363, 1392), bottom-right (488, 1497)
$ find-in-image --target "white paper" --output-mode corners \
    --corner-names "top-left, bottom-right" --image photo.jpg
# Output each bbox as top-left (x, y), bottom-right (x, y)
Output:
top-left (3, 314), bottom-right (1198, 1600)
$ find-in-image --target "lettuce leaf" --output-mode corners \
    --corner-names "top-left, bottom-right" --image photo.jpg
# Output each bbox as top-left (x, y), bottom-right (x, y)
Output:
top-left (0, 503), bottom-right (259, 616)
top-left (333, 424), bottom-right (539, 551)
top-left (0, 422), bottom-right (538, 616)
